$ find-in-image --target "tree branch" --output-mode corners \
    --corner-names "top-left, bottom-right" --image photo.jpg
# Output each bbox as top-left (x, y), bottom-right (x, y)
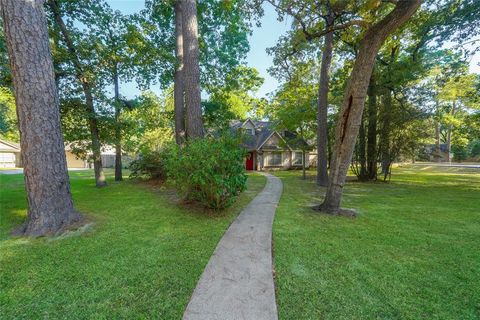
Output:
top-left (266, 0), bottom-right (369, 41)
top-left (307, 20), bottom-right (370, 39)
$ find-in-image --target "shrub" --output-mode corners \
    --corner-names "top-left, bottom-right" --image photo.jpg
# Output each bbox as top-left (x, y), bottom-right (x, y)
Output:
top-left (165, 134), bottom-right (247, 209)
top-left (469, 139), bottom-right (480, 158)
top-left (129, 150), bottom-right (168, 180)
top-left (452, 144), bottom-right (468, 162)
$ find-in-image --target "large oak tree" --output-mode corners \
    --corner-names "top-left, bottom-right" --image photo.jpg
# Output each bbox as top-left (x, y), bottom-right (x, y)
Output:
top-left (266, 0), bottom-right (370, 187)
top-left (318, 0), bottom-right (422, 215)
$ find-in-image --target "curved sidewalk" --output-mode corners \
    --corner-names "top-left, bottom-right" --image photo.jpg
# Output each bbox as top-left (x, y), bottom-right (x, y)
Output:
top-left (183, 173), bottom-right (283, 320)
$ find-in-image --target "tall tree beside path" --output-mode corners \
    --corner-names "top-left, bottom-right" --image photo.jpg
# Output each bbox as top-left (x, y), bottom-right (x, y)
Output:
top-left (1, 0), bottom-right (81, 236)
top-left (265, 0), bottom-right (371, 187)
top-left (317, 0), bottom-right (422, 216)
top-left (47, 0), bottom-right (107, 187)
top-left (182, 0), bottom-right (204, 139)
top-left (174, 0), bottom-right (186, 145)
top-left (316, 12), bottom-right (334, 187)
top-left (146, 0), bottom-right (252, 142)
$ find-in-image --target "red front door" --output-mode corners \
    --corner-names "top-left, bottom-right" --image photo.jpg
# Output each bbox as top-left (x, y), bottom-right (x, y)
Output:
top-left (246, 152), bottom-right (254, 170)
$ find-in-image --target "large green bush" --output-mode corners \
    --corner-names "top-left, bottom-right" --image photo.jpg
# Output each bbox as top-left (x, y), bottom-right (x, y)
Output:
top-left (166, 134), bottom-right (247, 209)
top-left (129, 150), bottom-right (168, 180)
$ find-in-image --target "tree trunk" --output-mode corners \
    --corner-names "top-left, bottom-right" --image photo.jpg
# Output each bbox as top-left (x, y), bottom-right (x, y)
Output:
top-left (302, 150), bottom-right (306, 180)
top-left (316, 15), bottom-right (334, 187)
top-left (446, 128), bottom-right (452, 162)
top-left (434, 120), bottom-right (441, 162)
top-left (380, 90), bottom-right (392, 179)
top-left (358, 116), bottom-right (367, 180)
top-left (446, 101), bottom-right (456, 163)
top-left (434, 99), bottom-right (441, 162)
top-left (113, 66), bottom-right (122, 181)
top-left (366, 75), bottom-right (377, 180)
top-left (317, 0), bottom-right (421, 215)
top-left (47, 0), bottom-right (106, 187)
top-left (182, 0), bottom-right (204, 139)
top-left (174, 1), bottom-right (186, 145)
top-left (83, 81), bottom-right (107, 187)
top-left (1, 0), bottom-right (81, 236)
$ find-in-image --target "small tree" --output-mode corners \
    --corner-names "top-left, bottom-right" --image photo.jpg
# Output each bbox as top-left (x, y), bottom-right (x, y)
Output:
top-left (271, 63), bottom-right (316, 179)
top-left (438, 73), bottom-right (478, 162)
top-left (47, 0), bottom-right (107, 187)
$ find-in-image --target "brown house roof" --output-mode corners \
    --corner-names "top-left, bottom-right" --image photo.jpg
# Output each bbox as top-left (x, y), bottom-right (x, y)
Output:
top-left (229, 119), bottom-right (310, 151)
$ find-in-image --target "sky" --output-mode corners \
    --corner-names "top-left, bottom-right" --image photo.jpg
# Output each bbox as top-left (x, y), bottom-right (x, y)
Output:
top-left (105, 0), bottom-right (290, 99)
top-left (105, 0), bottom-right (479, 99)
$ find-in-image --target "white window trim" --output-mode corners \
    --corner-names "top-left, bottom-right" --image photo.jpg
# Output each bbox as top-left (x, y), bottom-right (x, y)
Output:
top-left (293, 151), bottom-right (303, 166)
top-left (265, 151), bottom-right (283, 167)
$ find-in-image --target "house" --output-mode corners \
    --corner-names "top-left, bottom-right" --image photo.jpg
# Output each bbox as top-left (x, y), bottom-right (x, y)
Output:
top-left (64, 144), bottom-right (88, 168)
top-left (0, 139), bottom-right (120, 169)
top-left (0, 139), bottom-right (21, 168)
top-left (65, 144), bottom-right (120, 169)
top-left (230, 119), bottom-right (311, 171)
top-left (421, 143), bottom-right (450, 162)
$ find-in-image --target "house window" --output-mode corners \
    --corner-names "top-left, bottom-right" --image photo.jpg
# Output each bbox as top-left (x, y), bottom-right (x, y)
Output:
top-left (0, 153), bottom-right (14, 163)
top-left (267, 152), bottom-right (282, 166)
top-left (245, 128), bottom-right (254, 135)
top-left (293, 152), bottom-right (303, 165)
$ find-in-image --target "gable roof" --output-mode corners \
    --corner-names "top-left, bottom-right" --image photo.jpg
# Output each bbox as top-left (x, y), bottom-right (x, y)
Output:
top-left (230, 119), bottom-right (309, 151)
top-left (425, 143), bottom-right (449, 153)
top-left (0, 139), bottom-right (20, 152)
top-left (241, 118), bottom-right (256, 128)
top-left (257, 130), bottom-right (292, 151)
top-left (283, 130), bottom-right (310, 150)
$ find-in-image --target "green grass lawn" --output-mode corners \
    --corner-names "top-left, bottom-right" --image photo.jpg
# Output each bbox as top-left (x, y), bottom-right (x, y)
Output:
top-left (273, 165), bottom-right (480, 319)
top-left (0, 170), bottom-right (266, 319)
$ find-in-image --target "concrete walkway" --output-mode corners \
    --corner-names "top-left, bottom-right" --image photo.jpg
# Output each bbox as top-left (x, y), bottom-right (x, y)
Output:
top-left (0, 168), bottom-right (23, 175)
top-left (0, 168), bottom-right (90, 175)
top-left (183, 173), bottom-right (283, 320)
top-left (411, 162), bottom-right (480, 169)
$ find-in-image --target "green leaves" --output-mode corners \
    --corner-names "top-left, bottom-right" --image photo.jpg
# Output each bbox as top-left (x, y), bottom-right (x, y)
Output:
top-left (0, 87), bottom-right (17, 141)
top-left (270, 62), bottom-right (317, 145)
top-left (165, 134), bottom-right (247, 210)
top-left (205, 65), bottom-right (265, 123)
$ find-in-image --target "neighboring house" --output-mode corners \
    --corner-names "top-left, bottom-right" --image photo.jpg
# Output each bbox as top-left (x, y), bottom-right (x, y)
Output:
top-left (422, 143), bottom-right (450, 162)
top-left (66, 144), bottom-right (122, 169)
top-left (0, 139), bottom-right (21, 168)
top-left (230, 119), bottom-right (311, 171)
top-left (65, 144), bottom-right (88, 168)
top-left (0, 140), bottom-right (121, 169)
